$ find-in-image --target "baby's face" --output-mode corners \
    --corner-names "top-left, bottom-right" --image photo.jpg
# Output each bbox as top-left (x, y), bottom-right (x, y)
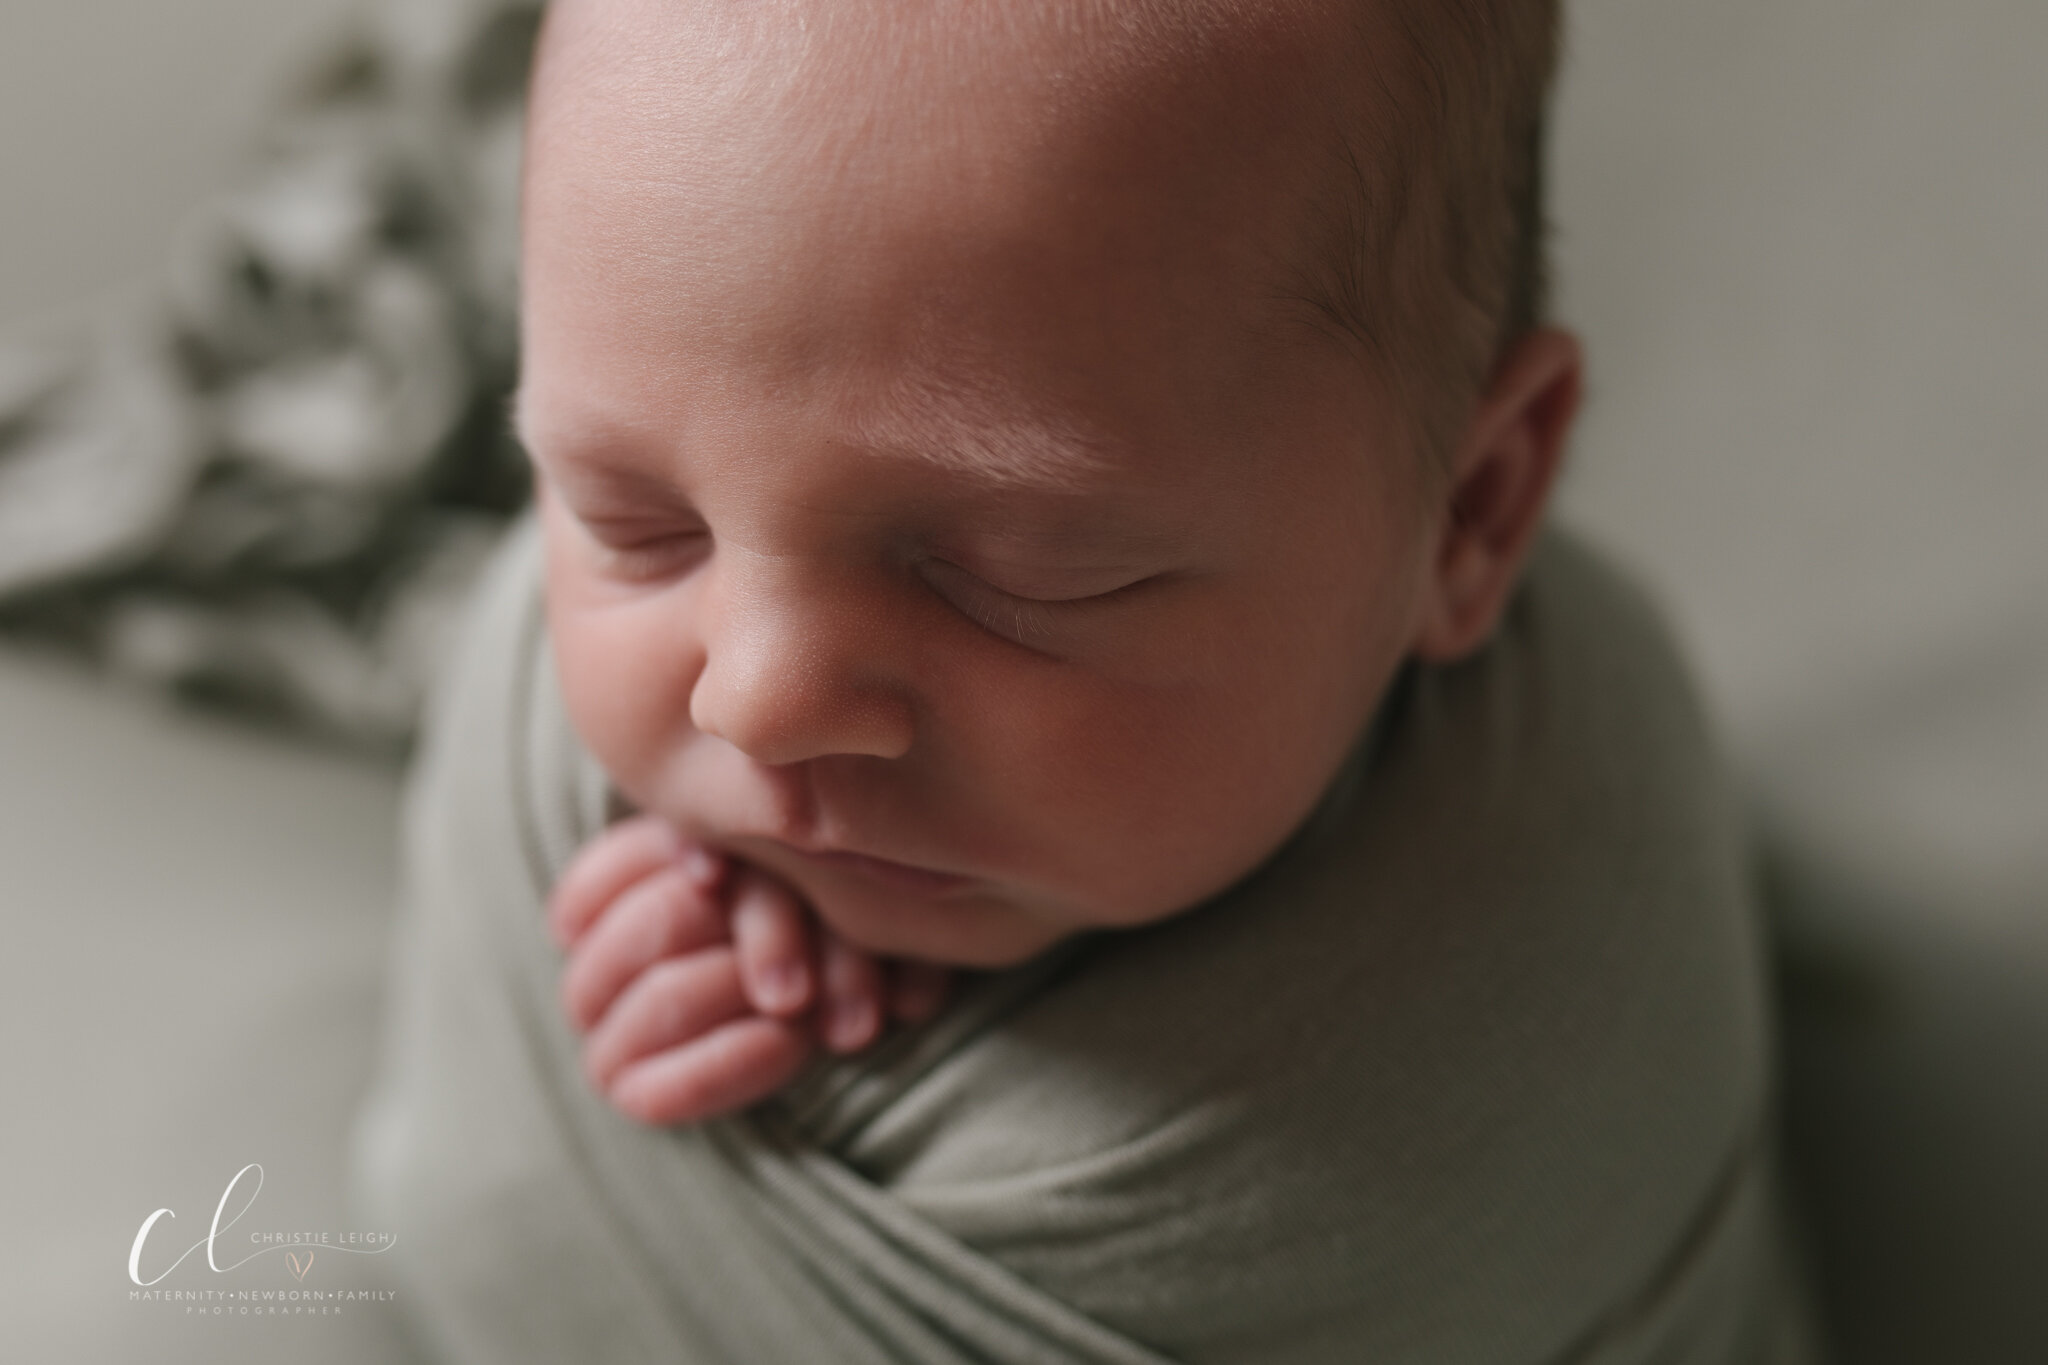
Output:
top-left (519, 0), bottom-right (1444, 966)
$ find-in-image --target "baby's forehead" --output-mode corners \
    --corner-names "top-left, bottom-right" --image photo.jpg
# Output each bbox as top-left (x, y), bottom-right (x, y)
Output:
top-left (526, 3), bottom-right (1402, 357)
top-left (531, 0), bottom-right (1386, 188)
top-left (523, 0), bottom-right (1437, 503)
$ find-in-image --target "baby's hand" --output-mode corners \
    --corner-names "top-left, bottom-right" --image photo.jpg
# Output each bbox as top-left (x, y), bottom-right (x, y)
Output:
top-left (547, 815), bottom-right (951, 1126)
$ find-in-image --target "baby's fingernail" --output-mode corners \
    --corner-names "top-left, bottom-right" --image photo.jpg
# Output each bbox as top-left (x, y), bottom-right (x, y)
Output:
top-left (679, 846), bottom-right (723, 888)
top-left (759, 961), bottom-right (809, 1013)
top-left (828, 1000), bottom-right (877, 1052)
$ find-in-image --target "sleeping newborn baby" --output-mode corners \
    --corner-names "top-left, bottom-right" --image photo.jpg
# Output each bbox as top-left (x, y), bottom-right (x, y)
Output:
top-left (351, 0), bottom-right (1820, 1360)
top-left (533, 0), bottom-right (1573, 1124)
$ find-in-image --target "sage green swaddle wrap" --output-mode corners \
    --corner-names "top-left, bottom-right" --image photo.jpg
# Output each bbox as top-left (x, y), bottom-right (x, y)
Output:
top-left (349, 514), bottom-right (1817, 1364)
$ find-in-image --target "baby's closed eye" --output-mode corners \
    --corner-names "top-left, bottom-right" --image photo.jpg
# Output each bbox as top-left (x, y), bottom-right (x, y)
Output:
top-left (578, 518), bottom-right (712, 584)
top-left (914, 556), bottom-right (1159, 649)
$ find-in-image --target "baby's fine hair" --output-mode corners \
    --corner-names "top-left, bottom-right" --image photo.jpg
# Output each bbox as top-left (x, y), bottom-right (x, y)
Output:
top-left (1010, 0), bottom-right (1561, 447)
top-left (1294, 0), bottom-right (1562, 459)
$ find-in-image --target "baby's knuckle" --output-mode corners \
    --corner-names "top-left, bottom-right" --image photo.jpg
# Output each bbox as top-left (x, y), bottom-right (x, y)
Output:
top-left (658, 895), bottom-right (715, 949)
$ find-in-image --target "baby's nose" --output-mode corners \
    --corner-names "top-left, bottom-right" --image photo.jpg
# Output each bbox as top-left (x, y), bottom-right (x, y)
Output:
top-left (687, 555), bottom-right (916, 767)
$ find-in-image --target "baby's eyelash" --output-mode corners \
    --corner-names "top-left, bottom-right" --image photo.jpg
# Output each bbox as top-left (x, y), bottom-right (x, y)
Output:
top-left (958, 587), bottom-right (1058, 646)
top-left (916, 557), bottom-right (1145, 650)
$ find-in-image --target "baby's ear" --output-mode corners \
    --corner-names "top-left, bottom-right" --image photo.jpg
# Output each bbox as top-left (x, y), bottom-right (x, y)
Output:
top-left (1411, 326), bottom-right (1583, 663)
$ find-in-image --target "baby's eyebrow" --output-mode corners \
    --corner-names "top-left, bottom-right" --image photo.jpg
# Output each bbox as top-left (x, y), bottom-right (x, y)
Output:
top-left (513, 378), bottom-right (1176, 551)
top-left (507, 389), bottom-right (687, 510)
top-left (514, 379), bottom-right (1120, 496)
top-left (845, 378), bottom-right (1124, 495)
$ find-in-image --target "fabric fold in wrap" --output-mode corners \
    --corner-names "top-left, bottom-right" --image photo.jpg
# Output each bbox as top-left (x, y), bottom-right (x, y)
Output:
top-left (349, 513), bottom-right (1817, 1364)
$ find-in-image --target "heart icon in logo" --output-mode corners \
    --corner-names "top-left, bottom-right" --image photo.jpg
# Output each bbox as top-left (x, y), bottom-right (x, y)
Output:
top-left (286, 1250), bottom-right (314, 1281)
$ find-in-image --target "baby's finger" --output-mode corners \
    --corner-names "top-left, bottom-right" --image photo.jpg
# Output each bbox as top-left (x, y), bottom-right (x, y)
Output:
top-left (561, 866), bottom-right (726, 1032)
top-left (581, 946), bottom-right (748, 1093)
top-left (730, 872), bottom-right (814, 1018)
top-left (886, 959), bottom-right (953, 1025)
top-left (819, 933), bottom-right (884, 1054)
top-left (608, 1015), bottom-right (812, 1127)
top-left (549, 814), bottom-right (722, 950)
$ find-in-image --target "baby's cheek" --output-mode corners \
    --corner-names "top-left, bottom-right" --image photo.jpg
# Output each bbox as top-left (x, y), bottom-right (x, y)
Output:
top-left (550, 596), bottom-right (702, 802)
top-left (978, 674), bottom-right (1321, 925)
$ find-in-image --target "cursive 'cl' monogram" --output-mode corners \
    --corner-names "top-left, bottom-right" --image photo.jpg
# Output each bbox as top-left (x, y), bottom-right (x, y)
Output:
top-left (127, 1164), bottom-right (395, 1286)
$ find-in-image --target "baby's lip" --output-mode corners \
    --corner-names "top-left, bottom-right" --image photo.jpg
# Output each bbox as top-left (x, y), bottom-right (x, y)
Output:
top-left (795, 845), bottom-right (974, 896)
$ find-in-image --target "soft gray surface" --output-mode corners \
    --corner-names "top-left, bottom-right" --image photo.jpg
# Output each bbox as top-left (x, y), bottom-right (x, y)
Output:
top-left (0, 649), bottom-right (413, 1363)
top-left (0, 0), bottom-right (360, 326)
top-left (1553, 0), bottom-right (2048, 750)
